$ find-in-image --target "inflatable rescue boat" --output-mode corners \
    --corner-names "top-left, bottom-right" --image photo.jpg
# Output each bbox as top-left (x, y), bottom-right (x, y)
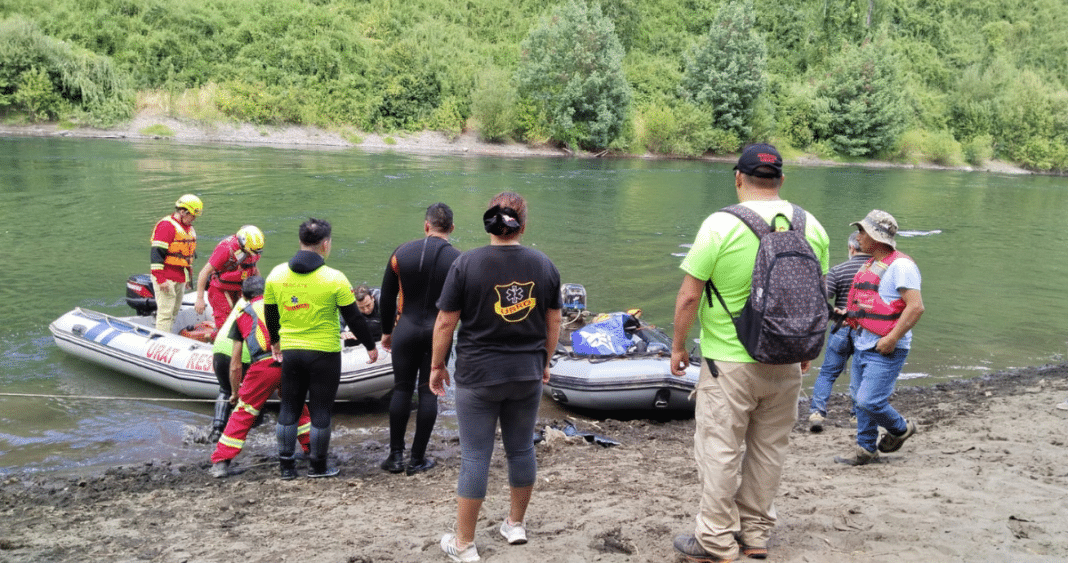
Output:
top-left (546, 284), bottom-right (699, 412)
top-left (49, 275), bottom-right (393, 401)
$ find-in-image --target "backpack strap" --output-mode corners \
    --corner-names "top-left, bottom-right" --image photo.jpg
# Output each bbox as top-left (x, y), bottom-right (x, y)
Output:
top-left (720, 204), bottom-right (772, 238)
top-left (788, 203), bottom-right (806, 234)
top-left (705, 278), bottom-right (732, 314)
top-left (702, 203), bottom-right (809, 310)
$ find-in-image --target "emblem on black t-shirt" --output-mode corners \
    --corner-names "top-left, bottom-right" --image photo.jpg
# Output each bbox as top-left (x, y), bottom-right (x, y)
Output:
top-left (493, 282), bottom-right (536, 322)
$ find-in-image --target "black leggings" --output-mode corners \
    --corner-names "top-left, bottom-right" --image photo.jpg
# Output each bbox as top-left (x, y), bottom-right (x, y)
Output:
top-left (278, 349), bottom-right (341, 429)
top-left (387, 320), bottom-right (440, 459)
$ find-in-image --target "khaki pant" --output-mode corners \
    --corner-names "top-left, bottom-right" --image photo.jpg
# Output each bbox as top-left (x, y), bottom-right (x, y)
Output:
top-left (692, 359), bottom-right (801, 559)
top-left (153, 279), bottom-right (185, 333)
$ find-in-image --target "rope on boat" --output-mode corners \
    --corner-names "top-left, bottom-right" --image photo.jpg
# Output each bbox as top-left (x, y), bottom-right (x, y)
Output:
top-left (0, 392), bottom-right (215, 403)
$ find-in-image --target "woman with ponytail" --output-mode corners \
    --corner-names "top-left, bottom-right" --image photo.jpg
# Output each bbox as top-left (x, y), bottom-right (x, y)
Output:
top-left (430, 192), bottom-right (562, 562)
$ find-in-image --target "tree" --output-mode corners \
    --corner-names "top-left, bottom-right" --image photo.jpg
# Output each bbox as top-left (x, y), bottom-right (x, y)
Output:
top-left (814, 38), bottom-right (908, 157)
top-left (679, 0), bottom-right (767, 142)
top-left (515, 0), bottom-right (631, 150)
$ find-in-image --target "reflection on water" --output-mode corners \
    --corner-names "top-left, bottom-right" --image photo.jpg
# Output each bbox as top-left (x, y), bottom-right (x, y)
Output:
top-left (1, 136), bottom-right (1067, 474)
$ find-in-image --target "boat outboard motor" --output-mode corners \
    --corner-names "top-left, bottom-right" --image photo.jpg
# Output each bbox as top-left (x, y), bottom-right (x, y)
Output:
top-left (125, 274), bottom-right (157, 316)
top-left (561, 283), bottom-right (587, 314)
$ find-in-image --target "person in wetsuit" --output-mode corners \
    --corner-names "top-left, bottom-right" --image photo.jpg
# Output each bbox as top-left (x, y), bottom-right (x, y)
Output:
top-left (263, 218), bottom-right (379, 479)
top-left (346, 284), bottom-right (383, 343)
top-left (378, 203), bottom-right (461, 475)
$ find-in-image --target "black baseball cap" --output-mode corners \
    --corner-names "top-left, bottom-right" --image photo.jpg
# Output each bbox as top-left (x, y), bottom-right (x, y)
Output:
top-left (734, 143), bottom-right (783, 178)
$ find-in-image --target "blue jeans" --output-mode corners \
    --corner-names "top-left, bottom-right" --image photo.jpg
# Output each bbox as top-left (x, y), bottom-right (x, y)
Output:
top-left (809, 327), bottom-right (854, 416)
top-left (849, 347), bottom-right (910, 452)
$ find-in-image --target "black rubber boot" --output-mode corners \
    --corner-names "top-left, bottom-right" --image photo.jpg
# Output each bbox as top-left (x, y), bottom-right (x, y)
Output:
top-left (208, 392), bottom-right (232, 442)
top-left (379, 450), bottom-right (405, 474)
top-left (307, 426), bottom-right (338, 478)
top-left (276, 422), bottom-right (299, 480)
top-left (278, 456), bottom-right (298, 480)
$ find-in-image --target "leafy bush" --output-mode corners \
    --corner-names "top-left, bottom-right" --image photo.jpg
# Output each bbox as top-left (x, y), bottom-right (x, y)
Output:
top-left (13, 67), bottom-right (65, 121)
top-left (635, 102), bottom-right (681, 155)
top-left (515, 0), bottom-right (631, 150)
top-left (962, 134), bottom-right (994, 166)
top-left (1014, 138), bottom-right (1068, 172)
top-left (426, 96), bottom-right (465, 139)
top-left (995, 70), bottom-right (1068, 166)
top-left (679, 0), bottom-right (767, 141)
top-left (634, 101), bottom-right (739, 157)
top-left (773, 81), bottom-right (823, 151)
top-left (470, 67), bottom-right (517, 142)
top-left (894, 129), bottom-right (963, 166)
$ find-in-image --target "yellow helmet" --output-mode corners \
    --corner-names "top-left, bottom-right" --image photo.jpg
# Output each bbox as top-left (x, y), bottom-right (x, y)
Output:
top-left (236, 225), bottom-right (265, 254)
top-left (175, 194), bottom-right (203, 216)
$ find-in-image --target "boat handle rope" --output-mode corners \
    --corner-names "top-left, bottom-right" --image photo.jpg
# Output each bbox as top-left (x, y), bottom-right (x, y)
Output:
top-left (0, 392), bottom-right (215, 402)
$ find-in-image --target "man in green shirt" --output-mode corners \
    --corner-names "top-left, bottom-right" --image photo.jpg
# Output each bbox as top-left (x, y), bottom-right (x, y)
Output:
top-left (670, 144), bottom-right (829, 562)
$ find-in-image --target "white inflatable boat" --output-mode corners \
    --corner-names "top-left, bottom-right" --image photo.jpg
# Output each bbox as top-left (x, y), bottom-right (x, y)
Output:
top-left (545, 285), bottom-right (699, 413)
top-left (49, 275), bottom-right (392, 402)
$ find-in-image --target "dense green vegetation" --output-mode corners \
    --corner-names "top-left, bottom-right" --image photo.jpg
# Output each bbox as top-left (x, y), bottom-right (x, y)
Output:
top-left (1, 0), bottom-right (1066, 170)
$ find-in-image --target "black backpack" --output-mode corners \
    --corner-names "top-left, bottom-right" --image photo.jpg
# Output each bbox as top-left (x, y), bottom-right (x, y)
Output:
top-left (704, 204), bottom-right (827, 365)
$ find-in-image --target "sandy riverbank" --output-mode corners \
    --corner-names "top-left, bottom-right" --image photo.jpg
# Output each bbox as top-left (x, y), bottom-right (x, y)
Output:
top-left (0, 113), bottom-right (1035, 175)
top-left (2, 363), bottom-right (1066, 563)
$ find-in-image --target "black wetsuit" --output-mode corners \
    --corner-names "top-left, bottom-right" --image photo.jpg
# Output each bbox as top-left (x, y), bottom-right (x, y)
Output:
top-left (380, 236), bottom-right (460, 460)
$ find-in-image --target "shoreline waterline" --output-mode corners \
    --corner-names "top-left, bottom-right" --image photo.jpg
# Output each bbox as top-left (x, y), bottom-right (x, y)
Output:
top-left (0, 113), bottom-right (1037, 175)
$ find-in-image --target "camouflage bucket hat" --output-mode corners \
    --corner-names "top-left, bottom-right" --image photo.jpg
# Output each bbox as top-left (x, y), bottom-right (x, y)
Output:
top-left (851, 209), bottom-right (898, 249)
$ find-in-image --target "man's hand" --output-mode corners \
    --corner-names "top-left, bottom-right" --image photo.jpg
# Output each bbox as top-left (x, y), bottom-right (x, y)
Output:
top-left (429, 366), bottom-right (450, 396)
top-left (875, 335), bottom-right (899, 356)
top-left (195, 295), bottom-right (207, 315)
top-left (671, 349), bottom-right (690, 376)
top-left (366, 347), bottom-right (379, 364)
top-left (381, 333), bottom-right (392, 352)
top-left (271, 343), bottom-right (282, 363)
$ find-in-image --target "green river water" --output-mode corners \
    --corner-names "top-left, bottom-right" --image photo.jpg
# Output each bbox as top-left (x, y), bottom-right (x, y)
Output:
top-left (1, 136), bottom-right (1065, 474)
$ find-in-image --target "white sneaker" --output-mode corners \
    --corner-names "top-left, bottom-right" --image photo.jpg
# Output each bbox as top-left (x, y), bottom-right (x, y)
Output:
top-left (440, 533), bottom-right (480, 562)
top-left (808, 411), bottom-right (825, 433)
top-left (500, 518), bottom-right (528, 545)
top-left (1056, 400), bottom-right (1068, 411)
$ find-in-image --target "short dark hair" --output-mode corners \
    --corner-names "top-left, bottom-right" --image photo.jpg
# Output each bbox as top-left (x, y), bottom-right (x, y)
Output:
top-left (354, 284), bottom-right (372, 301)
top-left (425, 202), bottom-right (453, 231)
top-left (299, 218), bottom-right (331, 246)
top-left (241, 275), bottom-right (265, 300)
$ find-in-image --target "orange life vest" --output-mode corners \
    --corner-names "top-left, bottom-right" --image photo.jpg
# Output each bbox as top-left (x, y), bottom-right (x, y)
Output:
top-left (844, 251), bottom-right (910, 337)
top-left (159, 216), bottom-right (197, 269)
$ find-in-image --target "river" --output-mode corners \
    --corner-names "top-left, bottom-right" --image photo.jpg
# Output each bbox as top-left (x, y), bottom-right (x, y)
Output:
top-left (1, 136), bottom-right (1065, 475)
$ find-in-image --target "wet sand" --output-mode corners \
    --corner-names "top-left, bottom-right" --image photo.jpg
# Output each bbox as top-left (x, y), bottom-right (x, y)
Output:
top-left (2, 363), bottom-right (1066, 563)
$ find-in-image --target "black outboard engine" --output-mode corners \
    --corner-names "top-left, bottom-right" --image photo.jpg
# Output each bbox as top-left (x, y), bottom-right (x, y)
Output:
top-left (126, 274), bottom-right (157, 316)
